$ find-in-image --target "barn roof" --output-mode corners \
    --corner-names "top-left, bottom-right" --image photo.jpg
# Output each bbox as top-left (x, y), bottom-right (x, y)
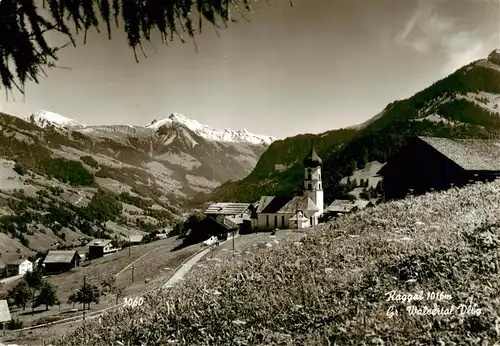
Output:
top-left (129, 235), bottom-right (143, 243)
top-left (419, 136), bottom-right (500, 171)
top-left (43, 251), bottom-right (79, 264)
top-left (326, 200), bottom-right (358, 213)
top-left (87, 239), bottom-right (112, 247)
top-left (224, 214), bottom-right (251, 226)
top-left (204, 203), bottom-right (250, 215)
top-left (277, 196), bottom-right (319, 213)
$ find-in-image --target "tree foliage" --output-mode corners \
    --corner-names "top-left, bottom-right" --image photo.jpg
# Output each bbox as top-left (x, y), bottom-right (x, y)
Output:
top-left (0, 0), bottom-right (275, 93)
top-left (33, 281), bottom-right (60, 310)
top-left (72, 280), bottom-right (101, 310)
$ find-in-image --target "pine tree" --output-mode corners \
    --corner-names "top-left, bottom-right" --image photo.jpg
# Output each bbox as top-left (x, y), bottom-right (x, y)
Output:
top-left (0, 0), bottom-right (285, 93)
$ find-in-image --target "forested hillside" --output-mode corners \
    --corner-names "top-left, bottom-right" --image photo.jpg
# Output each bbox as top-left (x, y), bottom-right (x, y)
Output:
top-left (196, 56), bottom-right (500, 206)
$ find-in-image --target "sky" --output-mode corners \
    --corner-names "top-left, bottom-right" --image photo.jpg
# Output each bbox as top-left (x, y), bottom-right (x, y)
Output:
top-left (1, 0), bottom-right (499, 139)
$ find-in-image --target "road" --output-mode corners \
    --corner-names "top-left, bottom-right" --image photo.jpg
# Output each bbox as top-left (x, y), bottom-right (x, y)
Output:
top-left (162, 246), bottom-right (213, 289)
top-left (0, 275), bottom-right (22, 284)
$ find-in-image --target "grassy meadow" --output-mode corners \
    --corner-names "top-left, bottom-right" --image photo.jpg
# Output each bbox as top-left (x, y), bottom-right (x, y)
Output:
top-left (50, 180), bottom-right (500, 345)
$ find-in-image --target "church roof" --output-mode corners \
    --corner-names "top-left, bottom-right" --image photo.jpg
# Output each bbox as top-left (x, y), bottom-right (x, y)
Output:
top-left (258, 196), bottom-right (294, 214)
top-left (303, 147), bottom-right (322, 167)
top-left (277, 196), bottom-right (319, 213)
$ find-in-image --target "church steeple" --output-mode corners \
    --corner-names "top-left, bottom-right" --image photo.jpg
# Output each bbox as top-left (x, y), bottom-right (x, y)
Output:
top-left (303, 140), bottom-right (322, 168)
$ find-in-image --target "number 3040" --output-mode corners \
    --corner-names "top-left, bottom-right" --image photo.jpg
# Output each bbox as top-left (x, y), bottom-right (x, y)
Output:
top-left (123, 297), bottom-right (144, 308)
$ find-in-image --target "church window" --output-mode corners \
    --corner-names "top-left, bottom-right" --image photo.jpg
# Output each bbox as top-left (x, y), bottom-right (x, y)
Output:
top-left (310, 216), bottom-right (313, 225)
top-left (307, 173), bottom-right (312, 180)
top-left (282, 215), bottom-right (285, 226)
top-left (319, 183), bottom-right (321, 189)
top-left (308, 183), bottom-right (312, 190)
top-left (266, 215), bottom-right (269, 227)
top-left (274, 215), bottom-right (278, 228)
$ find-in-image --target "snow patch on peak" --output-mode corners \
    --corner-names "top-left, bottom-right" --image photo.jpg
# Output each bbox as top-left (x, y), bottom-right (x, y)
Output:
top-left (27, 110), bottom-right (86, 129)
top-left (146, 112), bottom-right (276, 145)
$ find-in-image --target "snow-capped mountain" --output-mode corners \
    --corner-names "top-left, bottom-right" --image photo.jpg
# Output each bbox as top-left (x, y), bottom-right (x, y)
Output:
top-left (146, 113), bottom-right (276, 145)
top-left (23, 109), bottom-right (276, 198)
top-left (27, 110), bottom-right (276, 146)
top-left (27, 110), bottom-right (86, 129)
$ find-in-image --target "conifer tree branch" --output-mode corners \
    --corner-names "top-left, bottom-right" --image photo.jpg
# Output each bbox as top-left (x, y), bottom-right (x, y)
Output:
top-left (0, 0), bottom-right (260, 94)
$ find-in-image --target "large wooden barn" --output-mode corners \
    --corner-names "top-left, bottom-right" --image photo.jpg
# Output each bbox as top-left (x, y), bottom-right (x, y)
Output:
top-left (377, 136), bottom-right (500, 200)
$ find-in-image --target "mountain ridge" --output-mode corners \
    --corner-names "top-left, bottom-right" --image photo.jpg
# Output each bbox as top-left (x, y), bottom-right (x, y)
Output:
top-left (0, 110), bottom-right (274, 262)
top-left (194, 50), bottom-right (500, 206)
top-left (26, 111), bottom-right (276, 146)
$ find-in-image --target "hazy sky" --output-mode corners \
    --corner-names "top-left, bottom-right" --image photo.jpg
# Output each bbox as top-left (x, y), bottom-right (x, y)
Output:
top-left (1, 0), bottom-right (498, 138)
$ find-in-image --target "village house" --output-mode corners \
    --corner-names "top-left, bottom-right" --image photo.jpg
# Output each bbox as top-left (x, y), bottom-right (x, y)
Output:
top-left (204, 203), bottom-right (251, 223)
top-left (42, 250), bottom-right (81, 274)
top-left (128, 235), bottom-right (143, 246)
top-left (252, 146), bottom-right (324, 230)
top-left (5, 258), bottom-right (33, 277)
top-left (182, 216), bottom-right (238, 246)
top-left (87, 239), bottom-right (118, 259)
top-left (378, 136), bottom-right (500, 200)
top-left (322, 199), bottom-right (374, 221)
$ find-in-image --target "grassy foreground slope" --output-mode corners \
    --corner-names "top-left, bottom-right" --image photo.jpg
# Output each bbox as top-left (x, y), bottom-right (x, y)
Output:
top-left (53, 180), bottom-right (500, 345)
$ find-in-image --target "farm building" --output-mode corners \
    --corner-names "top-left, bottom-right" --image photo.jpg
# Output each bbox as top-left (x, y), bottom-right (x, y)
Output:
top-left (129, 235), bottom-right (143, 245)
top-left (378, 136), bottom-right (500, 200)
top-left (183, 216), bottom-right (238, 246)
top-left (87, 239), bottom-right (118, 259)
top-left (322, 199), bottom-right (374, 221)
top-left (204, 203), bottom-right (251, 223)
top-left (43, 250), bottom-right (81, 274)
top-left (5, 258), bottom-right (33, 277)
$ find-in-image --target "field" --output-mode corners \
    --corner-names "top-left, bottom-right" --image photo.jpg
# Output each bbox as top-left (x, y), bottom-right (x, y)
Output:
top-left (45, 179), bottom-right (500, 345)
top-left (0, 236), bottom-right (202, 337)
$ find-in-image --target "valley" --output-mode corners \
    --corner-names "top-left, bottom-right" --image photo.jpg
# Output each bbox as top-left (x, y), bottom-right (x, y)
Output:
top-left (0, 111), bottom-right (274, 265)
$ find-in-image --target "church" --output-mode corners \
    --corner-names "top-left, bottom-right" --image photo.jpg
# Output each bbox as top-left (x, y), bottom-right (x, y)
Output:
top-left (251, 146), bottom-right (324, 230)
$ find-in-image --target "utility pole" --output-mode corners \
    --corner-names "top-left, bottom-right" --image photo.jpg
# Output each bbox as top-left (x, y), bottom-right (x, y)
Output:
top-left (82, 275), bottom-right (86, 322)
top-left (132, 265), bottom-right (135, 283)
top-left (232, 230), bottom-right (235, 253)
top-left (128, 242), bottom-right (131, 258)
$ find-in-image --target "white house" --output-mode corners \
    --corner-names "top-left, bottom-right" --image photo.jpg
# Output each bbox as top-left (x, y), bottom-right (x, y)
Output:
top-left (252, 146), bottom-right (324, 230)
top-left (6, 258), bottom-right (33, 277)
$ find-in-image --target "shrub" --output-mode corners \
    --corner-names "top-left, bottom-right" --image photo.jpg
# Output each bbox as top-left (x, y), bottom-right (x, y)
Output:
top-left (13, 162), bottom-right (25, 175)
top-left (80, 156), bottom-right (99, 169)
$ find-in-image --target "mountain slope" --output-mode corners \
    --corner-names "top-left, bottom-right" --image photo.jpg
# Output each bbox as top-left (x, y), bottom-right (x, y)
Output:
top-left (0, 112), bottom-right (273, 263)
top-left (197, 50), bottom-right (500, 205)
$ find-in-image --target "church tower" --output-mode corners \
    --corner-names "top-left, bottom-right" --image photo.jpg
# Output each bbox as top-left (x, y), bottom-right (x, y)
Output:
top-left (303, 143), bottom-right (324, 216)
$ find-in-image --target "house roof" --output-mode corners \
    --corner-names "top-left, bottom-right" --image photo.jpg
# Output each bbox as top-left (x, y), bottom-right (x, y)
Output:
top-left (8, 258), bottom-right (31, 266)
top-left (87, 239), bottom-right (112, 247)
top-left (418, 137), bottom-right (500, 171)
top-left (204, 203), bottom-right (250, 215)
top-left (277, 196), bottom-right (319, 213)
top-left (224, 214), bottom-right (251, 226)
top-left (326, 200), bottom-right (358, 213)
top-left (129, 235), bottom-right (143, 242)
top-left (43, 251), bottom-right (79, 264)
top-left (258, 196), bottom-right (294, 213)
top-left (353, 200), bottom-right (373, 209)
